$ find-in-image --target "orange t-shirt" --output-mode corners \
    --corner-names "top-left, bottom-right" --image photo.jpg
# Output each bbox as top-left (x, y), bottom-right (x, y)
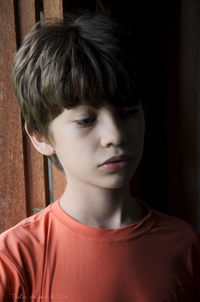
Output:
top-left (0, 199), bottom-right (199, 302)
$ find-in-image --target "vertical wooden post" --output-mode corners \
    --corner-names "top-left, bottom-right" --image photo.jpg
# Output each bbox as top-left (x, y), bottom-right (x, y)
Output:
top-left (0, 0), bottom-right (27, 232)
top-left (43, 0), bottom-right (63, 19)
top-left (15, 0), bottom-right (49, 215)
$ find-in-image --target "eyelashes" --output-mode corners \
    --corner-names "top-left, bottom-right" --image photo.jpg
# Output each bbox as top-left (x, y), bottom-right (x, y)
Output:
top-left (76, 117), bottom-right (96, 127)
top-left (75, 107), bottom-right (140, 128)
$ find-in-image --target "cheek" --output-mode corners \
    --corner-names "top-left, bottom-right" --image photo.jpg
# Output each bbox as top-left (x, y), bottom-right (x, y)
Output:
top-left (129, 117), bottom-right (145, 143)
top-left (56, 132), bottom-right (95, 164)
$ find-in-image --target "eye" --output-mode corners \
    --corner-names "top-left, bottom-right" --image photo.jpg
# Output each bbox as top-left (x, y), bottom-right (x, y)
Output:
top-left (76, 116), bottom-right (96, 127)
top-left (121, 107), bottom-right (140, 118)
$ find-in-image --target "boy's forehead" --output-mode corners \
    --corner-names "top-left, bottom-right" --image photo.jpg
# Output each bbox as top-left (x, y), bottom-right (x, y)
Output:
top-left (63, 101), bottom-right (142, 113)
top-left (61, 105), bottom-right (99, 116)
top-left (62, 104), bottom-right (129, 115)
top-left (54, 101), bottom-right (142, 121)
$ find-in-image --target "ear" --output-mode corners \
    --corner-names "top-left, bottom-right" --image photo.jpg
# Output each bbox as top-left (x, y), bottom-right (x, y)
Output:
top-left (25, 125), bottom-right (55, 156)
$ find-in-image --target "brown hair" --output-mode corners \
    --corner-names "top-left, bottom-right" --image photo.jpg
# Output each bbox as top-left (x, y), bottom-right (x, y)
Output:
top-left (12, 11), bottom-right (141, 170)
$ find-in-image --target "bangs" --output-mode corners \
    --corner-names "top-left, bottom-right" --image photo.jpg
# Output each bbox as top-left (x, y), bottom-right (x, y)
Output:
top-left (59, 40), bottom-right (141, 110)
top-left (42, 23), bottom-right (141, 114)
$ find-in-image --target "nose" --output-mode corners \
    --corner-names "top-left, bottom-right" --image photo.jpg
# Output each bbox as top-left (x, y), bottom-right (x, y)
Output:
top-left (99, 110), bottom-right (128, 148)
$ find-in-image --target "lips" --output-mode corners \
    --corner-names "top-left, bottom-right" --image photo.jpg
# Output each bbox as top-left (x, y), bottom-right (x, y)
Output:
top-left (100, 154), bottom-right (133, 166)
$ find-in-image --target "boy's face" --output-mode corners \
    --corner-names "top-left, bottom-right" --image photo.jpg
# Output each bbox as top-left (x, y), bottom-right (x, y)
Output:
top-left (48, 102), bottom-right (145, 189)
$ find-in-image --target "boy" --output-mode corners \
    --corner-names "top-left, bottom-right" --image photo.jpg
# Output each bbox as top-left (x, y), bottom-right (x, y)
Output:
top-left (0, 11), bottom-right (199, 302)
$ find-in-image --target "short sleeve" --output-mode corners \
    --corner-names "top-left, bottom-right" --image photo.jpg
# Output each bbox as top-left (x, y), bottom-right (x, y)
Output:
top-left (0, 254), bottom-right (27, 302)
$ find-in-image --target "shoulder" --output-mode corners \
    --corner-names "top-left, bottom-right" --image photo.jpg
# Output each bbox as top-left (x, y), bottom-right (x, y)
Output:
top-left (0, 201), bottom-right (57, 266)
top-left (0, 201), bottom-right (59, 297)
top-left (1, 201), bottom-right (53, 239)
top-left (151, 208), bottom-right (200, 247)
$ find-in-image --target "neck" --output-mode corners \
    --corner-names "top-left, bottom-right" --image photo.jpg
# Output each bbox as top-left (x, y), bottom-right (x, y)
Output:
top-left (60, 179), bottom-right (146, 229)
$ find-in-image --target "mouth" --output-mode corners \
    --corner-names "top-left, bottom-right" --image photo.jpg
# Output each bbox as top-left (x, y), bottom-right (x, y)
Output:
top-left (100, 154), bottom-right (133, 166)
top-left (99, 154), bottom-right (133, 170)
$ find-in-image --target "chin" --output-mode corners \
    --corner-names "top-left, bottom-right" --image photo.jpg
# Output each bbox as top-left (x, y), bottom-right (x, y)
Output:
top-left (100, 179), bottom-right (131, 190)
